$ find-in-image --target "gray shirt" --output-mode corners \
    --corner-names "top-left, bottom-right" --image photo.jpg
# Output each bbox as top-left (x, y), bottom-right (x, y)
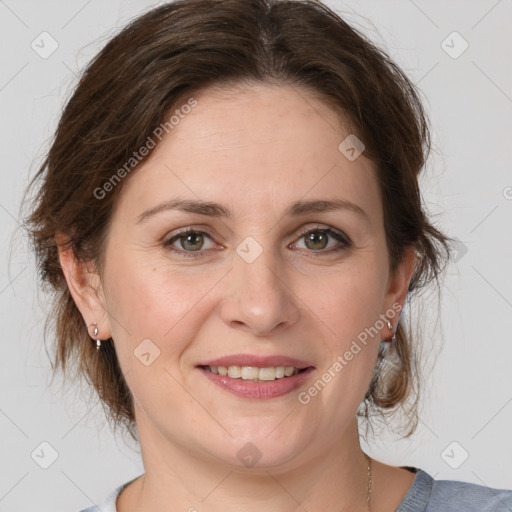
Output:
top-left (77, 467), bottom-right (512, 511)
top-left (396, 467), bottom-right (512, 511)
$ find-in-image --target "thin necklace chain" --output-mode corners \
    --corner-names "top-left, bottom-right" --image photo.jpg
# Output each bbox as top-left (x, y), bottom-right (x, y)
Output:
top-left (366, 453), bottom-right (373, 508)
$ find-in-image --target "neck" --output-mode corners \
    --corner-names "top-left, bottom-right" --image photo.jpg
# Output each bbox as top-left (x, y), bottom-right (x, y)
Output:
top-left (125, 417), bottom-right (372, 512)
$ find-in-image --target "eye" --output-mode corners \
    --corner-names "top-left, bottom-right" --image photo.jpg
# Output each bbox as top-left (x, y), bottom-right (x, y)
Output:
top-left (291, 225), bottom-right (351, 255)
top-left (163, 228), bottom-right (216, 257)
top-left (163, 225), bottom-right (351, 258)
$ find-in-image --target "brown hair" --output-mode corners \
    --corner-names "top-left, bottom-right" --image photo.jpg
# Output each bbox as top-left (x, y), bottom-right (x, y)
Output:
top-left (22, 0), bottom-right (451, 443)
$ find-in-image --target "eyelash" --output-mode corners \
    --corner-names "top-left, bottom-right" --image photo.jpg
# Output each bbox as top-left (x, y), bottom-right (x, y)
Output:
top-left (162, 225), bottom-right (352, 259)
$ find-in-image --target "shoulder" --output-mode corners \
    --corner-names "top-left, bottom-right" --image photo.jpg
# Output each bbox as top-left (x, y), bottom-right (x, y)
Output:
top-left (428, 475), bottom-right (512, 512)
top-left (75, 476), bottom-right (139, 512)
top-left (398, 468), bottom-right (512, 512)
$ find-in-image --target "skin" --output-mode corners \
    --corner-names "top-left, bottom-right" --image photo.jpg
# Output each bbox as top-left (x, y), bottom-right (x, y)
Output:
top-left (59, 83), bottom-right (418, 511)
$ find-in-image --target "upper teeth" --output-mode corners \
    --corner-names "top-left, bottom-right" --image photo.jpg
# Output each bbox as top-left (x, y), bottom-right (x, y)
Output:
top-left (207, 365), bottom-right (299, 381)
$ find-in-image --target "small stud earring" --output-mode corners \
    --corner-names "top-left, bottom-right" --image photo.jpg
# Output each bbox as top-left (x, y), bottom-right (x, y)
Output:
top-left (385, 319), bottom-right (397, 343)
top-left (87, 323), bottom-right (101, 350)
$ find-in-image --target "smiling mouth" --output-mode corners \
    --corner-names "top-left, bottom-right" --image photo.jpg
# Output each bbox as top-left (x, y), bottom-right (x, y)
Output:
top-left (198, 365), bottom-right (310, 382)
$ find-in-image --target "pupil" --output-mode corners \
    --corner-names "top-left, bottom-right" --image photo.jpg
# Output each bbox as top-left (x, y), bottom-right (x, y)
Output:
top-left (183, 233), bottom-right (202, 250)
top-left (306, 232), bottom-right (327, 250)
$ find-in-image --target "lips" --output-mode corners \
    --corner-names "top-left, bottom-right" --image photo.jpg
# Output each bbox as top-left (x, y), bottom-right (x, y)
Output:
top-left (197, 354), bottom-right (313, 369)
top-left (196, 354), bottom-right (315, 400)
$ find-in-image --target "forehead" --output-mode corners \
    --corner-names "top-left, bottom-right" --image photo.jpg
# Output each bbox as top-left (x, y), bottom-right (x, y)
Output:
top-left (115, 83), bottom-right (380, 222)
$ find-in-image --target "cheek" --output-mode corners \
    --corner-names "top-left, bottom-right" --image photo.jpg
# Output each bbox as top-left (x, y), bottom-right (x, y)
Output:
top-left (104, 257), bottom-right (215, 433)
top-left (300, 259), bottom-right (385, 410)
top-left (101, 250), bottom-right (217, 443)
top-left (103, 247), bottom-right (211, 369)
top-left (309, 261), bottom-right (387, 347)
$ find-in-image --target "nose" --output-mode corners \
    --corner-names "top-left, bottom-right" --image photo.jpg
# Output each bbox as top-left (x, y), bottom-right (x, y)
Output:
top-left (220, 244), bottom-right (301, 337)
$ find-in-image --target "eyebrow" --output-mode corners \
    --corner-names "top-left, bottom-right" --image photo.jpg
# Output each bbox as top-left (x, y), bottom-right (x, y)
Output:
top-left (135, 198), bottom-right (369, 224)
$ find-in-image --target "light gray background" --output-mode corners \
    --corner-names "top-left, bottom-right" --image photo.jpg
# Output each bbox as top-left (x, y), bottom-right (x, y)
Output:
top-left (0, 0), bottom-right (511, 510)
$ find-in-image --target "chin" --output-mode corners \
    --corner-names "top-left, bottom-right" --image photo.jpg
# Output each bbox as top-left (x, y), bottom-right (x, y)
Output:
top-left (204, 427), bottom-right (311, 471)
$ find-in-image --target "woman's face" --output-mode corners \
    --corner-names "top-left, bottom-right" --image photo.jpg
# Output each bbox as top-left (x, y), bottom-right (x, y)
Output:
top-left (91, 83), bottom-right (413, 470)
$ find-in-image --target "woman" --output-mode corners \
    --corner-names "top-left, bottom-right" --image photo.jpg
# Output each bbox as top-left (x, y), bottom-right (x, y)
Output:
top-left (23, 0), bottom-right (512, 510)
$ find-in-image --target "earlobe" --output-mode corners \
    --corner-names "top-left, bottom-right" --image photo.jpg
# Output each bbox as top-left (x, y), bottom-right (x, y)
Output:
top-left (56, 233), bottom-right (112, 340)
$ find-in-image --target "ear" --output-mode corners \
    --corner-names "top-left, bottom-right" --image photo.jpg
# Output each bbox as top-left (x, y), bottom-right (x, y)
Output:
top-left (56, 233), bottom-right (112, 341)
top-left (381, 245), bottom-right (417, 334)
